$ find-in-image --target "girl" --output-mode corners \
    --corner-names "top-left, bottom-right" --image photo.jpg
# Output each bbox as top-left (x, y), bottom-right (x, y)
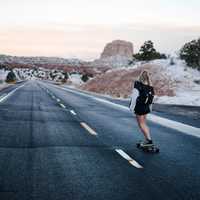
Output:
top-left (130, 71), bottom-right (155, 147)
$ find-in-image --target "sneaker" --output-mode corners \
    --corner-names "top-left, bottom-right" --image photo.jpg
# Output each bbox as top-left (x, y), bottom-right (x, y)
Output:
top-left (140, 139), bottom-right (153, 147)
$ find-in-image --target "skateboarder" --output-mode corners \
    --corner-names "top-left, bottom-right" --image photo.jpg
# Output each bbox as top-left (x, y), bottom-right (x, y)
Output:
top-left (130, 70), bottom-right (155, 147)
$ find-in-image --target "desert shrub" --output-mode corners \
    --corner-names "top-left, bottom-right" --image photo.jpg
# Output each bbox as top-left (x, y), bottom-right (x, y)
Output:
top-left (133, 40), bottom-right (167, 61)
top-left (81, 74), bottom-right (89, 82)
top-left (6, 70), bottom-right (16, 83)
top-left (180, 38), bottom-right (200, 70)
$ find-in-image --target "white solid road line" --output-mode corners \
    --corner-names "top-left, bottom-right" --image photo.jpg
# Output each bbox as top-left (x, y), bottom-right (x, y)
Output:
top-left (115, 149), bottom-right (143, 169)
top-left (0, 93), bottom-right (7, 101)
top-left (70, 110), bottom-right (77, 115)
top-left (50, 84), bottom-right (200, 138)
top-left (59, 103), bottom-right (66, 109)
top-left (80, 122), bottom-right (98, 136)
top-left (147, 114), bottom-right (200, 138)
top-left (0, 84), bottom-right (25, 103)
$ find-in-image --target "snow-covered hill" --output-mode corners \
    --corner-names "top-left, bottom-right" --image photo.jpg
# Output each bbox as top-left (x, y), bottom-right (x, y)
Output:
top-left (81, 58), bottom-right (200, 106)
top-left (151, 59), bottom-right (200, 106)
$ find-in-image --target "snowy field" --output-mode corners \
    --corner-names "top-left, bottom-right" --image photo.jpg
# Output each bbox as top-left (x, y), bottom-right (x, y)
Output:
top-left (0, 69), bottom-right (9, 90)
top-left (150, 59), bottom-right (200, 106)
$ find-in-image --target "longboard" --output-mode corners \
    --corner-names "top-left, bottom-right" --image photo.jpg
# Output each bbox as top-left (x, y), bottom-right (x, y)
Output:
top-left (136, 142), bottom-right (159, 153)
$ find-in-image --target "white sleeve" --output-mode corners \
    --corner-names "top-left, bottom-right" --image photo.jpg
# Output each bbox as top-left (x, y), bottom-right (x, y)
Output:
top-left (129, 88), bottom-right (139, 112)
top-left (149, 104), bottom-right (153, 112)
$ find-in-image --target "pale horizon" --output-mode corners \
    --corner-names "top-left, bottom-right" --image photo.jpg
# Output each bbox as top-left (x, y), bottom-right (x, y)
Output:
top-left (0, 0), bottom-right (200, 60)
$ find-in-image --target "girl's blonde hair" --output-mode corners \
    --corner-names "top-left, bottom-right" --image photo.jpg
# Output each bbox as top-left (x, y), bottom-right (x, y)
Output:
top-left (138, 70), bottom-right (152, 86)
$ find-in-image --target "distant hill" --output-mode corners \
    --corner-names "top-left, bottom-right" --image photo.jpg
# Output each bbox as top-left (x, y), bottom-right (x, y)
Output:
top-left (0, 54), bottom-right (86, 66)
top-left (0, 40), bottom-right (134, 68)
top-left (0, 54), bottom-right (110, 77)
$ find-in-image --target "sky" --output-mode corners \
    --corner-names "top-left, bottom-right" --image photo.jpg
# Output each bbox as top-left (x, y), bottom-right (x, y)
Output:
top-left (0, 0), bottom-right (200, 60)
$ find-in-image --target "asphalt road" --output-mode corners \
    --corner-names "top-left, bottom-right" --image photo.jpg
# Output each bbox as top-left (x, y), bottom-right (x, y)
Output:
top-left (0, 80), bottom-right (199, 200)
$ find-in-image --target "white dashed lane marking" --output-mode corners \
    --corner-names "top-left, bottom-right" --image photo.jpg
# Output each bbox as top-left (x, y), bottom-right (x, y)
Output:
top-left (70, 110), bottom-right (77, 115)
top-left (59, 103), bottom-right (66, 109)
top-left (115, 149), bottom-right (143, 169)
top-left (80, 122), bottom-right (98, 136)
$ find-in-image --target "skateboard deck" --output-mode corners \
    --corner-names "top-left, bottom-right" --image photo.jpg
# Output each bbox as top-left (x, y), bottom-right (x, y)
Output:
top-left (136, 142), bottom-right (159, 153)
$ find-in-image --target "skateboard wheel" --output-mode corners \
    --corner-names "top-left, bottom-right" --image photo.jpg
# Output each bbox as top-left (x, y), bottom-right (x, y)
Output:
top-left (136, 143), bottom-right (140, 148)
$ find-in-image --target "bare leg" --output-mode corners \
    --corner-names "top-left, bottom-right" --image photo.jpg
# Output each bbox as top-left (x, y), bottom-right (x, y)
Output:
top-left (136, 115), bottom-right (151, 140)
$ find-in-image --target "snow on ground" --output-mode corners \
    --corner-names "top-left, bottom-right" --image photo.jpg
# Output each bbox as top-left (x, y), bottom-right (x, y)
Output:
top-left (155, 91), bottom-right (200, 106)
top-left (0, 82), bottom-right (10, 91)
top-left (150, 59), bottom-right (200, 106)
top-left (69, 73), bottom-right (83, 85)
top-left (0, 69), bottom-right (10, 91)
top-left (0, 69), bottom-right (9, 82)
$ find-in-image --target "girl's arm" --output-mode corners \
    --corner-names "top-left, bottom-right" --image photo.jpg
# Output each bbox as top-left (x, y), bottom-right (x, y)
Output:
top-left (129, 88), bottom-right (139, 112)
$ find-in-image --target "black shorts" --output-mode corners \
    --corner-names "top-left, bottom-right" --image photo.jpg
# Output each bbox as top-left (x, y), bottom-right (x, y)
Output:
top-left (134, 104), bottom-right (150, 115)
top-left (135, 110), bottom-right (150, 115)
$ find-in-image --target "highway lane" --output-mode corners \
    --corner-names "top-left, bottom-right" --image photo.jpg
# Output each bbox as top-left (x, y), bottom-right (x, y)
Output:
top-left (45, 84), bottom-right (200, 128)
top-left (0, 80), bottom-right (199, 200)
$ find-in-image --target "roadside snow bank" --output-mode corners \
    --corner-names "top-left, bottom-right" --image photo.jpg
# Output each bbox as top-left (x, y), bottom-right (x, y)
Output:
top-left (0, 69), bottom-right (9, 82)
top-left (0, 83), bottom-right (10, 91)
top-left (151, 59), bottom-right (200, 106)
top-left (0, 69), bottom-right (9, 90)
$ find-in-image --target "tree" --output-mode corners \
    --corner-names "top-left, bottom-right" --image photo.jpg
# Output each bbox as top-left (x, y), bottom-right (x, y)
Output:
top-left (63, 72), bottom-right (69, 80)
top-left (180, 38), bottom-right (200, 70)
top-left (81, 74), bottom-right (89, 82)
top-left (133, 40), bottom-right (166, 61)
top-left (6, 70), bottom-right (16, 83)
top-left (61, 72), bottom-right (69, 83)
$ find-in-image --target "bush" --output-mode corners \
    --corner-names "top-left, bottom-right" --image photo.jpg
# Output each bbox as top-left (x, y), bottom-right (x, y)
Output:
top-left (133, 40), bottom-right (167, 61)
top-left (6, 70), bottom-right (16, 83)
top-left (180, 38), bottom-right (200, 70)
top-left (63, 72), bottom-right (69, 80)
top-left (61, 72), bottom-right (69, 83)
top-left (81, 74), bottom-right (89, 82)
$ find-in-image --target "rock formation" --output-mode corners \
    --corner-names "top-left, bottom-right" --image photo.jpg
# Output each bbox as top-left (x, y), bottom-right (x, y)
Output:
top-left (100, 40), bottom-right (133, 59)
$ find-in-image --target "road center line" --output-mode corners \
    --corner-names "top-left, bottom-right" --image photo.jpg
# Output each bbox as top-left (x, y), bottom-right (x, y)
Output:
top-left (70, 110), bottom-right (77, 115)
top-left (80, 122), bottom-right (97, 136)
top-left (115, 149), bottom-right (143, 169)
top-left (59, 103), bottom-right (66, 109)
